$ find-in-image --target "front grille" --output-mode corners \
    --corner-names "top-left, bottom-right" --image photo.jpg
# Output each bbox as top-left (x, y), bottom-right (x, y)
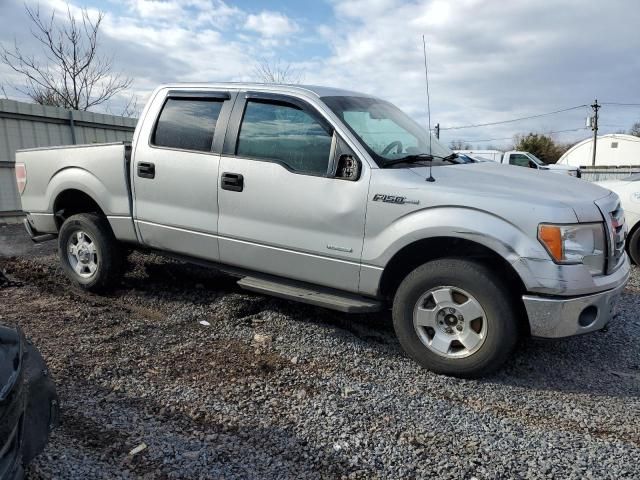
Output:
top-left (608, 202), bottom-right (626, 274)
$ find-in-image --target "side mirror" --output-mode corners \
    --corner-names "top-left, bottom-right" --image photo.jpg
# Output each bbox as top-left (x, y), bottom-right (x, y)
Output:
top-left (335, 154), bottom-right (361, 181)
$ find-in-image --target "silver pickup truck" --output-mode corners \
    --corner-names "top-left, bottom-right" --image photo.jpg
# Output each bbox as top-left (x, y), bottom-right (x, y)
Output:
top-left (16, 83), bottom-right (630, 377)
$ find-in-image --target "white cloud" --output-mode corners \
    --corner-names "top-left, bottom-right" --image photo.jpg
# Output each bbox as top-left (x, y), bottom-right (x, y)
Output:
top-left (2, 0), bottom-right (640, 145)
top-left (244, 11), bottom-right (299, 38)
top-left (306, 0), bottom-right (640, 146)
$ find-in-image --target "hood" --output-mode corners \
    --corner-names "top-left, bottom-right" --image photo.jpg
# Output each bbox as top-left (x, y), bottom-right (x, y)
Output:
top-left (383, 161), bottom-right (612, 223)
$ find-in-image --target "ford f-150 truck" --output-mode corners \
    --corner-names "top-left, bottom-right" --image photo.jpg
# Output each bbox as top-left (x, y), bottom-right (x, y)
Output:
top-left (15, 83), bottom-right (629, 377)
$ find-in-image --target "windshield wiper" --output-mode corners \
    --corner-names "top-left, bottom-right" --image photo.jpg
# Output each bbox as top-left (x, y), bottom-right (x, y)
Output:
top-left (381, 152), bottom-right (458, 168)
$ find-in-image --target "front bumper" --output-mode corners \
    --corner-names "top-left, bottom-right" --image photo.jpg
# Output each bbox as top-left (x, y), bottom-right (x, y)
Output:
top-left (523, 269), bottom-right (629, 338)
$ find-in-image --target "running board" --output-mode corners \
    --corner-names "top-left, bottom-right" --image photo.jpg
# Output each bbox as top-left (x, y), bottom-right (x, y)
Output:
top-left (237, 276), bottom-right (382, 313)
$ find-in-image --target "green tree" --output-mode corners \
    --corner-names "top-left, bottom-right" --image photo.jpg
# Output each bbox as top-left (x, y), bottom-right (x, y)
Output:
top-left (513, 133), bottom-right (568, 164)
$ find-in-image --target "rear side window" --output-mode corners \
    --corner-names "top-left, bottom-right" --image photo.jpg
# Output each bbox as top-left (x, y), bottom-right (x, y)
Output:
top-left (153, 98), bottom-right (223, 152)
top-left (236, 100), bottom-right (332, 175)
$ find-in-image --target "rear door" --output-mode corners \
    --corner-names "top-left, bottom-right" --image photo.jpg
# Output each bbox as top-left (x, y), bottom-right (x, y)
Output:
top-left (132, 90), bottom-right (235, 260)
top-left (216, 92), bottom-right (370, 292)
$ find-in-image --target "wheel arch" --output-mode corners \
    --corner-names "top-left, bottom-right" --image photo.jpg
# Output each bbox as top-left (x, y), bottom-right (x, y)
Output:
top-left (52, 188), bottom-right (106, 230)
top-left (378, 236), bottom-right (529, 334)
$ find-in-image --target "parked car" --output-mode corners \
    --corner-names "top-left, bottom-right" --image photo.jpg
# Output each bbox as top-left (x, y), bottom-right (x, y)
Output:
top-left (454, 149), bottom-right (504, 162)
top-left (596, 174), bottom-right (640, 264)
top-left (0, 322), bottom-right (58, 480)
top-left (15, 83), bottom-right (629, 377)
top-left (455, 153), bottom-right (490, 164)
top-left (456, 150), bottom-right (581, 177)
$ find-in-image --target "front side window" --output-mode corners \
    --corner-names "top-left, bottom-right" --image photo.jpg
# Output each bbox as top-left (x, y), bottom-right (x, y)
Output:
top-left (236, 100), bottom-right (332, 175)
top-left (153, 98), bottom-right (224, 152)
top-left (509, 154), bottom-right (533, 167)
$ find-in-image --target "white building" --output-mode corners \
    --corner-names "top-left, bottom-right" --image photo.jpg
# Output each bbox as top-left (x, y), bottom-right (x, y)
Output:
top-left (558, 134), bottom-right (640, 167)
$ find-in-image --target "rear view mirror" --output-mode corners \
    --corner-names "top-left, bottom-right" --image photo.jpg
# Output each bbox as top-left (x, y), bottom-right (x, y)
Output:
top-left (335, 154), bottom-right (361, 181)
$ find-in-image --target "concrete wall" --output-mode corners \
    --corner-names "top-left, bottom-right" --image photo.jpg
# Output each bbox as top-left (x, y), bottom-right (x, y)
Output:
top-left (0, 99), bottom-right (137, 221)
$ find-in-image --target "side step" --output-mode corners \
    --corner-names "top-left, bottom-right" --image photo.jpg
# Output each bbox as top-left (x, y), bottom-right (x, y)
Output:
top-left (237, 276), bottom-right (383, 313)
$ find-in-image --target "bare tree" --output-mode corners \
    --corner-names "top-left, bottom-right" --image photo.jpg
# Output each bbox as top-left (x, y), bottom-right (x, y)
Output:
top-left (0, 83), bottom-right (9, 99)
top-left (449, 140), bottom-right (472, 150)
top-left (106, 93), bottom-right (140, 118)
top-left (0, 3), bottom-right (132, 111)
top-left (253, 59), bottom-right (303, 84)
top-left (630, 121), bottom-right (640, 138)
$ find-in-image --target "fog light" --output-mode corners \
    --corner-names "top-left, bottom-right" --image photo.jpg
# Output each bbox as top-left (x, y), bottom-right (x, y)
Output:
top-left (578, 305), bottom-right (598, 327)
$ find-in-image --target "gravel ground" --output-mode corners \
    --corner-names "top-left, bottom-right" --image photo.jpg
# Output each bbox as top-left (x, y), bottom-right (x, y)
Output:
top-left (1, 224), bottom-right (639, 479)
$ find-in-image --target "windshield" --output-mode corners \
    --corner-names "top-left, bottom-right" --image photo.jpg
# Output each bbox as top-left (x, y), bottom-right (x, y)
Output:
top-left (322, 95), bottom-right (453, 166)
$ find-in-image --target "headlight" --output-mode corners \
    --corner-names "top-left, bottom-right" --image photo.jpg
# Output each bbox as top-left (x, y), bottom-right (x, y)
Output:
top-left (538, 223), bottom-right (606, 275)
top-left (568, 170), bottom-right (578, 177)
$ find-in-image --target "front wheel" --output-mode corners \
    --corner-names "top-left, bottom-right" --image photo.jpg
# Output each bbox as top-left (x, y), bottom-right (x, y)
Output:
top-left (392, 259), bottom-right (519, 378)
top-left (58, 213), bottom-right (123, 292)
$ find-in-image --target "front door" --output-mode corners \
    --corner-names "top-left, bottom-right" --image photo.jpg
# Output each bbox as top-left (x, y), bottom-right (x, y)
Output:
top-left (217, 93), bottom-right (369, 293)
top-left (132, 91), bottom-right (234, 261)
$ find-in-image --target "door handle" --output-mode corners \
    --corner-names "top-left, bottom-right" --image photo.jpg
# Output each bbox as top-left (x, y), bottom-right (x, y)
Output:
top-left (137, 162), bottom-right (155, 179)
top-left (221, 172), bottom-right (244, 192)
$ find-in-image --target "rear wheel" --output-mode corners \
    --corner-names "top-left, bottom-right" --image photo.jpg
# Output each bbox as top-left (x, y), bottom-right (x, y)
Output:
top-left (392, 258), bottom-right (519, 378)
top-left (627, 226), bottom-right (640, 265)
top-left (58, 213), bottom-right (123, 292)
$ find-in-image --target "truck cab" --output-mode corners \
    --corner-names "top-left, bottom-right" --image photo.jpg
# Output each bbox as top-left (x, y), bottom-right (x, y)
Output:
top-left (502, 150), bottom-right (581, 177)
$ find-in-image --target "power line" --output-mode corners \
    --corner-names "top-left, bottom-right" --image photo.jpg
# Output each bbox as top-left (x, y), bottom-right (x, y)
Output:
top-left (440, 105), bottom-right (588, 131)
top-left (601, 102), bottom-right (640, 106)
top-left (456, 127), bottom-right (589, 144)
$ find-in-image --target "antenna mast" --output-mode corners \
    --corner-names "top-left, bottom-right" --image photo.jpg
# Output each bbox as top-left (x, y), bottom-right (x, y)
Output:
top-left (422, 35), bottom-right (435, 182)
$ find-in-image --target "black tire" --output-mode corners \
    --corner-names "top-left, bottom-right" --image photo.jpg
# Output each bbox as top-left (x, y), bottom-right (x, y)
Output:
top-left (58, 213), bottom-right (123, 292)
top-left (627, 226), bottom-right (640, 265)
top-left (392, 258), bottom-right (519, 378)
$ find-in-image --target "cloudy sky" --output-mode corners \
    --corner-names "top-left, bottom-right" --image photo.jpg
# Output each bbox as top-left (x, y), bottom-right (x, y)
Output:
top-left (1, 0), bottom-right (639, 148)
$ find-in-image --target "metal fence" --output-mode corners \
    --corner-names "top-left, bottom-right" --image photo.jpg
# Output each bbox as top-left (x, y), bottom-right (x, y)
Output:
top-left (579, 166), bottom-right (640, 182)
top-left (0, 99), bottom-right (137, 219)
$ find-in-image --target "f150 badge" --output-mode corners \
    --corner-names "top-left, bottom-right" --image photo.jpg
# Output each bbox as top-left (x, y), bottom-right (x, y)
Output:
top-left (372, 194), bottom-right (419, 205)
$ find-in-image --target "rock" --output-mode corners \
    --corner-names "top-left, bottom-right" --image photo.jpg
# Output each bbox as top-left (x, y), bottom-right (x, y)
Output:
top-left (129, 443), bottom-right (148, 456)
top-left (252, 333), bottom-right (272, 344)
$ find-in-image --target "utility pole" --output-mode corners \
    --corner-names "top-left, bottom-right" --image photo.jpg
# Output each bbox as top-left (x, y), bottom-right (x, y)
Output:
top-left (434, 123), bottom-right (440, 139)
top-left (591, 99), bottom-right (600, 167)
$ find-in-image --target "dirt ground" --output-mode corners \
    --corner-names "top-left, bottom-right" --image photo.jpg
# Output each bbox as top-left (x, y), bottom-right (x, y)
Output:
top-left (1, 223), bottom-right (639, 479)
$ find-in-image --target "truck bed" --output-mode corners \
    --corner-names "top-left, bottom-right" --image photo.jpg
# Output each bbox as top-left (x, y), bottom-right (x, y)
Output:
top-left (17, 142), bottom-right (133, 236)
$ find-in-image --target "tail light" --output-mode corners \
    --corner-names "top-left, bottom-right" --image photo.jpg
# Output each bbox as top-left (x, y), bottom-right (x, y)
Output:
top-left (15, 163), bottom-right (26, 195)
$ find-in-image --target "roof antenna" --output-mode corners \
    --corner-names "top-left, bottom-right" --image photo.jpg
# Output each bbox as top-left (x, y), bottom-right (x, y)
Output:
top-left (422, 34), bottom-right (435, 182)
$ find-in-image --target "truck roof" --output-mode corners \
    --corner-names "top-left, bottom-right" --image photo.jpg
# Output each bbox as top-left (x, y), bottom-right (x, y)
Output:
top-left (156, 82), bottom-right (374, 99)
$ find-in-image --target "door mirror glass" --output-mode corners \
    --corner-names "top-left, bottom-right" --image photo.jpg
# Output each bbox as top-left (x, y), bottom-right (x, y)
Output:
top-left (335, 154), bottom-right (361, 181)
